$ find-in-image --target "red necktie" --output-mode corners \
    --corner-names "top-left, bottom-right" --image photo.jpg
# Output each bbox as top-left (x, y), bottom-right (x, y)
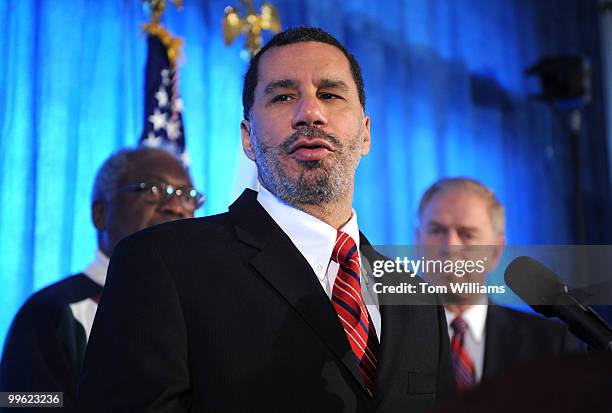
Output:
top-left (450, 317), bottom-right (476, 392)
top-left (331, 230), bottom-right (379, 395)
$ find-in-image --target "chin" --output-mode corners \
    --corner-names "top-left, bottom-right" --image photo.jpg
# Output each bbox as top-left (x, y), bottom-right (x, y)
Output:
top-left (300, 164), bottom-right (334, 180)
top-left (149, 218), bottom-right (177, 227)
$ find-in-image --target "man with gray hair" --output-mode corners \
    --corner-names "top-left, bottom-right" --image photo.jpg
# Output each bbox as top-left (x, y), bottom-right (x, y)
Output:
top-left (0, 146), bottom-right (203, 410)
top-left (416, 177), bottom-right (579, 392)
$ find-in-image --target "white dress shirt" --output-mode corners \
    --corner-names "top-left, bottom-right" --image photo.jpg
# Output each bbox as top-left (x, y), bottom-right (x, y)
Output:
top-left (69, 249), bottom-right (109, 340)
top-left (257, 184), bottom-right (381, 340)
top-left (83, 249), bottom-right (110, 287)
top-left (445, 304), bottom-right (488, 382)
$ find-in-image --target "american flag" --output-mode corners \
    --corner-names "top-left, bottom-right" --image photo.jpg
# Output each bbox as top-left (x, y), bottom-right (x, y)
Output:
top-left (140, 26), bottom-right (188, 163)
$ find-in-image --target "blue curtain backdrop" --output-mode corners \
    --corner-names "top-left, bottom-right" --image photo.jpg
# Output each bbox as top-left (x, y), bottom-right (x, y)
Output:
top-left (1, 0), bottom-right (610, 348)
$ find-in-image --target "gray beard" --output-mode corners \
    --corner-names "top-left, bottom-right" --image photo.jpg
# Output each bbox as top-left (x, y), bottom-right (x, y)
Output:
top-left (251, 126), bottom-right (363, 206)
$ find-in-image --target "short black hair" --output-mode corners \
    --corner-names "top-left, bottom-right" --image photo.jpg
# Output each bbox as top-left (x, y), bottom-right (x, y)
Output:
top-left (242, 26), bottom-right (366, 120)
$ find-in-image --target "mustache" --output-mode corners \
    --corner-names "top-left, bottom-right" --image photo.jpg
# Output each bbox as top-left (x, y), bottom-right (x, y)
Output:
top-left (280, 127), bottom-right (341, 154)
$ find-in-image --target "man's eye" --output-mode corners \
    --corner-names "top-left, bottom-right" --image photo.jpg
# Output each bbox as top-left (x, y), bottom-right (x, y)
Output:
top-left (460, 232), bottom-right (476, 241)
top-left (271, 94), bottom-right (293, 103)
top-left (319, 92), bottom-right (341, 100)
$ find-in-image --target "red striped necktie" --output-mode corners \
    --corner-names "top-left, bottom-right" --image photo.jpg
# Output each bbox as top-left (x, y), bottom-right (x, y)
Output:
top-left (330, 230), bottom-right (379, 396)
top-left (450, 317), bottom-right (476, 392)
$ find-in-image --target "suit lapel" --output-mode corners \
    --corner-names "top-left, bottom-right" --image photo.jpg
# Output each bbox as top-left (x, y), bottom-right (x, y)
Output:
top-left (360, 238), bottom-right (446, 404)
top-left (361, 242), bottom-right (395, 391)
top-left (482, 305), bottom-right (521, 381)
top-left (360, 234), bottom-right (422, 404)
top-left (228, 189), bottom-right (368, 393)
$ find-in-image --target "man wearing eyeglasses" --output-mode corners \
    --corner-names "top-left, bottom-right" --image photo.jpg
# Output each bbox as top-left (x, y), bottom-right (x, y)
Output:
top-left (0, 146), bottom-right (203, 411)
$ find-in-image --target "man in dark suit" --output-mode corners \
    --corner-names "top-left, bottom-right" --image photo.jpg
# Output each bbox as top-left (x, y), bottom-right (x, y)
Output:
top-left (76, 27), bottom-right (456, 412)
top-left (0, 146), bottom-right (201, 411)
top-left (416, 177), bottom-right (579, 391)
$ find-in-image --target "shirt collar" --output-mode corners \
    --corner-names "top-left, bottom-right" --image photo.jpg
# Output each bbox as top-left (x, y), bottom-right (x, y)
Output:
top-left (445, 303), bottom-right (488, 342)
top-left (256, 183), bottom-right (360, 281)
top-left (82, 249), bottom-right (110, 287)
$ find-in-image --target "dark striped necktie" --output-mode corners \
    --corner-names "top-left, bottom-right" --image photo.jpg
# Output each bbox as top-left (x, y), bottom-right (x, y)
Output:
top-left (450, 317), bottom-right (476, 392)
top-left (330, 230), bottom-right (379, 396)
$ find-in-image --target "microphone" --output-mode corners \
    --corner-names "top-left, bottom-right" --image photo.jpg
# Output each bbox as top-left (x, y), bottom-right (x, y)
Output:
top-left (504, 256), bottom-right (612, 351)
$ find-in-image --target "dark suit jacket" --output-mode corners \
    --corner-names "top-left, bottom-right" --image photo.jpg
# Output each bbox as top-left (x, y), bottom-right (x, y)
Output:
top-left (433, 351), bottom-right (612, 413)
top-left (482, 304), bottom-right (581, 382)
top-left (76, 189), bottom-right (456, 412)
top-left (0, 274), bottom-right (102, 412)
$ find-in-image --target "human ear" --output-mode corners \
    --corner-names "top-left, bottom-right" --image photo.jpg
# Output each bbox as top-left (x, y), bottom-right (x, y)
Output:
top-left (241, 120), bottom-right (256, 161)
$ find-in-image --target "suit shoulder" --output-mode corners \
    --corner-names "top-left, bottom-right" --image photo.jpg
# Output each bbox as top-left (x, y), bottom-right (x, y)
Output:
top-left (116, 213), bottom-right (234, 250)
top-left (489, 305), bottom-right (566, 333)
top-left (129, 213), bottom-right (232, 240)
top-left (16, 275), bottom-right (98, 316)
top-left (6, 274), bottom-right (98, 338)
top-left (111, 213), bottom-right (237, 270)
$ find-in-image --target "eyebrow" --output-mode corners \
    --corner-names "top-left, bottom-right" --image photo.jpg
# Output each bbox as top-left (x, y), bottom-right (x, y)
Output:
top-left (426, 221), bottom-right (480, 233)
top-left (263, 79), bottom-right (298, 95)
top-left (425, 221), bottom-right (447, 229)
top-left (262, 78), bottom-right (351, 95)
top-left (135, 174), bottom-right (166, 182)
top-left (134, 175), bottom-right (192, 187)
top-left (317, 78), bottom-right (350, 92)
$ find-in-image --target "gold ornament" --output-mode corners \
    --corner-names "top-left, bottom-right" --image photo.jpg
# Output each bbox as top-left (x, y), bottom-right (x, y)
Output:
top-left (223, 0), bottom-right (281, 56)
top-left (144, 0), bottom-right (183, 24)
top-left (142, 0), bottom-right (184, 65)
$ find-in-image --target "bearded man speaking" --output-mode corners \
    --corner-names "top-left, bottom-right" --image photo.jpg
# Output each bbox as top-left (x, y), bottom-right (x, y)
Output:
top-left (76, 27), bottom-right (456, 413)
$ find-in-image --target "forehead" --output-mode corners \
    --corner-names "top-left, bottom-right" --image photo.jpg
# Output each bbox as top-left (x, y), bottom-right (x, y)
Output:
top-left (256, 41), bottom-right (355, 90)
top-left (120, 151), bottom-right (191, 185)
top-left (423, 189), bottom-right (492, 227)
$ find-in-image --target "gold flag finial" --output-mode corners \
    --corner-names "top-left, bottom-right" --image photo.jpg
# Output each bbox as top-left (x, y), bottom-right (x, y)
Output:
top-left (223, 0), bottom-right (281, 57)
top-left (144, 0), bottom-right (183, 24)
top-left (141, 0), bottom-right (184, 66)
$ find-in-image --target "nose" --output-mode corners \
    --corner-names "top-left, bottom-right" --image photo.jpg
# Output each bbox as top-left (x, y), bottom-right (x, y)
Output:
top-left (292, 94), bottom-right (328, 129)
top-left (440, 230), bottom-right (463, 255)
top-left (158, 194), bottom-right (189, 219)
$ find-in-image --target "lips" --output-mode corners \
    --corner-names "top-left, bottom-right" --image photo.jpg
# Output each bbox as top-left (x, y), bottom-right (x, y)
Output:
top-left (288, 138), bottom-right (334, 154)
top-left (288, 138), bottom-right (334, 161)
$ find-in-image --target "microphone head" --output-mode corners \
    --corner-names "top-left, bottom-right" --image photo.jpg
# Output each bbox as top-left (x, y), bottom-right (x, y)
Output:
top-left (504, 256), bottom-right (567, 316)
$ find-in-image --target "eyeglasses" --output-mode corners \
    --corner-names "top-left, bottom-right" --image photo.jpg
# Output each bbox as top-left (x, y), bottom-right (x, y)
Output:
top-left (114, 181), bottom-right (205, 212)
